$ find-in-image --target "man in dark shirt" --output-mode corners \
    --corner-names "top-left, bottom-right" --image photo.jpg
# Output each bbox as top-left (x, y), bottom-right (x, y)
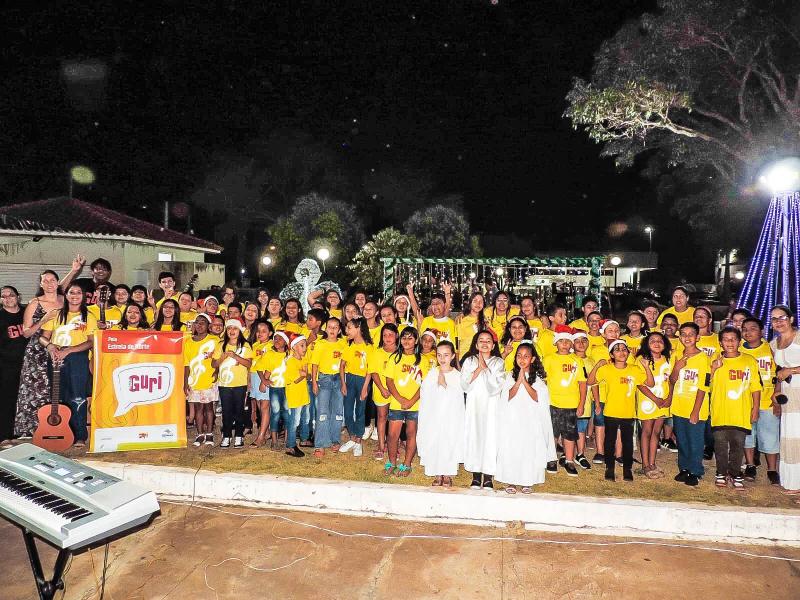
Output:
top-left (75, 257), bottom-right (115, 304)
top-left (0, 286), bottom-right (27, 442)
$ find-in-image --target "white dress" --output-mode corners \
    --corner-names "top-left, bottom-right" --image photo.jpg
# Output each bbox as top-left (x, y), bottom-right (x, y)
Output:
top-left (495, 372), bottom-right (557, 487)
top-left (417, 367), bottom-right (465, 476)
top-left (460, 354), bottom-right (505, 475)
top-left (772, 330), bottom-right (800, 490)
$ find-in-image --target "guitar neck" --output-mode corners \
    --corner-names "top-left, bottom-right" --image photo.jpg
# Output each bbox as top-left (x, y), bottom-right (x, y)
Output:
top-left (51, 365), bottom-right (61, 409)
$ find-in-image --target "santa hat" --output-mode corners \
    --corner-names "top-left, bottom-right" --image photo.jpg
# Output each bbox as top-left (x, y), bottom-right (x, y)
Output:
top-left (608, 339), bottom-right (629, 353)
top-left (224, 319), bottom-right (245, 332)
top-left (553, 325), bottom-right (574, 344)
top-left (273, 331), bottom-right (290, 346)
top-left (290, 335), bottom-right (307, 349)
top-left (571, 329), bottom-right (588, 340)
top-left (195, 313), bottom-right (213, 325)
top-left (600, 319), bottom-right (619, 334)
top-left (421, 329), bottom-right (437, 342)
top-left (203, 295), bottom-right (220, 307)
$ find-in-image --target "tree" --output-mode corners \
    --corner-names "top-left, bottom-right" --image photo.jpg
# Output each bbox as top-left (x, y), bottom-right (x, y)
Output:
top-left (348, 227), bottom-right (421, 293)
top-left (565, 0), bottom-right (800, 263)
top-left (404, 204), bottom-right (482, 257)
top-left (267, 192), bottom-right (366, 284)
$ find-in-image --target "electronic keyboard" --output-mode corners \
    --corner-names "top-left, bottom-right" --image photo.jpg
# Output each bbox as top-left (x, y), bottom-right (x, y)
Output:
top-left (0, 443), bottom-right (159, 550)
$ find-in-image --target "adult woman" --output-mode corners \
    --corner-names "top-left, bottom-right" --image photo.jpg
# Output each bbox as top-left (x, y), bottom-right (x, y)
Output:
top-left (152, 299), bottom-right (185, 331)
top-left (308, 288), bottom-right (343, 319)
top-left (14, 270), bottom-right (64, 438)
top-left (456, 292), bottom-right (487, 360)
top-left (484, 291), bottom-right (519, 341)
top-left (694, 306), bottom-right (720, 359)
top-left (770, 305), bottom-right (800, 495)
top-left (279, 298), bottom-right (307, 335)
top-left (39, 283), bottom-right (98, 446)
top-left (460, 329), bottom-right (505, 489)
top-left (657, 286), bottom-right (695, 326)
top-left (255, 288), bottom-right (270, 318)
top-left (0, 286), bottom-right (27, 443)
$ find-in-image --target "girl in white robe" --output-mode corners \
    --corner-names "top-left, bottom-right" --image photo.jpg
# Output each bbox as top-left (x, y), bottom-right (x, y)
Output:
top-left (460, 330), bottom-right (506, 489)
top-left (495, 342), bottom-right (557, 492)
top-left (417, 341), bottom-right (464, 486)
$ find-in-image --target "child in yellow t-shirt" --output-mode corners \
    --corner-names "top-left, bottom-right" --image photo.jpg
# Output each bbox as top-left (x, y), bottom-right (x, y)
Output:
top-left (249, 320), bottom-right (275, 447)
top-left (284, 336), bottom-right (311, 456)
top-left (258, 331), bottom-right (289, 451)
top-left (212, 320), bottom-right (252, 448)
top-left (183, 314), bottom-right (221, 446)
top-left (340, 317), bottom-right (372, 456)
top-left (634, 331), bottom-right (673, 478)
top-left (570, 331), bottom-right (594, 469)
top-left (311, 318), bottom-right (347, 454)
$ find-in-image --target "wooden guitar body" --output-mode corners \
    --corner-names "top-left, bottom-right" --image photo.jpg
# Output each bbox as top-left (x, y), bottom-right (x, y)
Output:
top-left (33, 404), bottom-right (74, 452)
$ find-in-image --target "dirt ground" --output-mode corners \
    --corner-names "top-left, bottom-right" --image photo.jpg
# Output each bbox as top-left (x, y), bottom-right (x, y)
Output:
top-left (3, 501), bottom-right (799, 600)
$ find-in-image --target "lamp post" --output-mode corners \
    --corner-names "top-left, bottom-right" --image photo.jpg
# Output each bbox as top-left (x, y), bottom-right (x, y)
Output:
top-left (644, 226), bottom-right (654, 253)
top-left (69, 165), bottom-right (95, 198)
top-left (316, 247), bottom-right (331, 272)
top-left (610, 255), bottom-right (622, 291)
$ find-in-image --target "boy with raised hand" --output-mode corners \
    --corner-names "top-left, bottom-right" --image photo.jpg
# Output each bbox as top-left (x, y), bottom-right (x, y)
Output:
top-left (406, 282), bottom-right (456, 344)
top-left (668, 322), bottom-right (711, 487)
top-left (740, 317), bottom-right (780, 485)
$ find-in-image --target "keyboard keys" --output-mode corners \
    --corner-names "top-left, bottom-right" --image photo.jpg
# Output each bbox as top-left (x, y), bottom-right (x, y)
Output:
top-left (0, 467), bottom-right (91, 523)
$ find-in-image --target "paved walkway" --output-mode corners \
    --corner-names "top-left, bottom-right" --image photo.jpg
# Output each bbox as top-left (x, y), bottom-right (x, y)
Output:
top-left (3, 502), bottom-right (799, 599)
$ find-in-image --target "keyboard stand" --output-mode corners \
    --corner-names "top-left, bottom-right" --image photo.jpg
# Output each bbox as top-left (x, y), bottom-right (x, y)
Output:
top-left (22, 528), bottom-right (71, 600)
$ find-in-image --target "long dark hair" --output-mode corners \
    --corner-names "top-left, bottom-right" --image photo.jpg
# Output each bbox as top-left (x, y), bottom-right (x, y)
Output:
top-left (119, 303), bottom-right (149, 330)
top-left (324, 317), bottom-right (344, 339)
top-left (489, 291), bottom-right (511, 325)
top-left (58, 282), bottom-right (88, 325)
top-left (511, 342), bottom-right (545, 382)
top-left (280, 297), bottom-right (305, 323)
top-left (378, 323), bottom-right (400, 351)
top-left (346, 316), bottom-right (373, 345)
top-left (436, 340), bottom-right (458, 368)
top-left (636, 331), bottom-right (672, 367)
top-left (249, 318), bottom-right (274, 345)
top-left (463, 329), bottom-right (502, 360)
top-left (222, 325), bottom-right (247, 352)
top-left (153, 298), bottom-right (184, 331)
top-left (500, 315), bottom-right (532, 346)
top-left (463, 291), bottom-right (487, 331)
top-left (392, 325), bottom-right (421, 365)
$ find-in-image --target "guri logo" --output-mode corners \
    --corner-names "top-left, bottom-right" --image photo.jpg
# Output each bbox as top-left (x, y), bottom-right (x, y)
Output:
top-left (112, 362), bottom-right (175, 417)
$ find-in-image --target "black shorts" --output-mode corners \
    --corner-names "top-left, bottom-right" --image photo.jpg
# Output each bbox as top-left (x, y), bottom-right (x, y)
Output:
top-left (550, 406), bottom-right (578, 442)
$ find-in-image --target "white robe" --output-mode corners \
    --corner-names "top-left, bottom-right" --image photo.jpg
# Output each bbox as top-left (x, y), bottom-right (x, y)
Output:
top-left (417, 367), bottom-right (465, 476)
top-left (495, 372), bottom-right (557, 486)
top-left (460, 354), bottom-right (505, 475)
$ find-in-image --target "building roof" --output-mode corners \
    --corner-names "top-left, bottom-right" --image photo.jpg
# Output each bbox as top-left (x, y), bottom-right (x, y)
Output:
top-left (0, 197), bottom-right (222, 253)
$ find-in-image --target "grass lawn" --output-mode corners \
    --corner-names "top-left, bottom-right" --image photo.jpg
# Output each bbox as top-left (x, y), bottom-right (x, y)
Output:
top-left (69, 429), bottom-right (800, 511)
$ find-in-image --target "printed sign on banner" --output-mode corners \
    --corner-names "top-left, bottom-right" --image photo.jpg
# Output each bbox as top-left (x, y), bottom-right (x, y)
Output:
top-left (90, 330), bottom-right (187, 452)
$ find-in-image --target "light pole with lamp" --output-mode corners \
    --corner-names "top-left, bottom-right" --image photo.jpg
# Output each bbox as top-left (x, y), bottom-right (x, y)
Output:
top-left (316, 247), bottom-right (331, 272)
top-left (644, 226), bottom-right (654, 253)
top-left (610, 255), bottom-right (622, 291)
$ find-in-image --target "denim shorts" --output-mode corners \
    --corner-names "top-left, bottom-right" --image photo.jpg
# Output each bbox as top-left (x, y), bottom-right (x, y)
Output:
top-left (577, 417), bottom-right (590, 434)
top-left (249, 372), bottom-right (269, 401)
top-left (744, 409), bottom-right (780, 454)
top-left (593, 403), bottom-right (606, 427)
top-left (388, 409), bottom-right (419, 422)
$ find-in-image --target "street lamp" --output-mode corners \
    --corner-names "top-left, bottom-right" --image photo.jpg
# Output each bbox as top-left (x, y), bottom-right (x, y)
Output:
top-left (644, 226), bottom-right (654, 253)
top-left (261, 255), bottom-right (273, 267)
top-left (69, 165), bottom-right (95, 198)
top-left (316, 247), bottom-right (331, 272)
top-left (610, 255), bottom-right (622, 290)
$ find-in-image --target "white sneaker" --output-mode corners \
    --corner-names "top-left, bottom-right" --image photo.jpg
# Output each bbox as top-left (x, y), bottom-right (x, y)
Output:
top-left (339, 440), bottom-right (356, 453)
top-left (353, 443), bottom-right (363, 457)
top-left (362, 423), bottom-right (374, 440)
top-left (370, 427), bottom-right (379, 441)
top-left (220, 437), bottom-right (231, 448)
top-left (234, 436), bottom-right (244, 448)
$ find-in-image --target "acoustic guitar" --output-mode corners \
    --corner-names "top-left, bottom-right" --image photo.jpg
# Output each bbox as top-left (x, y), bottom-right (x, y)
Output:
top-left (33, 358), bottom-right (75, 452)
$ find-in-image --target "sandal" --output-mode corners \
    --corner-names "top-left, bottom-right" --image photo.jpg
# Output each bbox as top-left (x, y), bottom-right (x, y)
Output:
top-left (313, 448), bottom-right (324, 458)
top-left (521, 487), bottom-right (532, 494)
top-left (384, 462), bottom-right (396, 476)
top-left (432, 476), bottom-right (443, 486)
top-left (442, 477), bottom-right (452, 488)
top-left (331, 443), bottom-right (341, 453)
top-left (505, 486), bottom-right (517, 494)
top-left (396, 464), bottom-right (411, 477)
top-left (373, 449), bottom-right (384, 460)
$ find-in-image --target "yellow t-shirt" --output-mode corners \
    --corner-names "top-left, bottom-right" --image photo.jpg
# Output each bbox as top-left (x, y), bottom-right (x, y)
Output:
top-left (671, 352), bottom-right (711, 419)
top-left (385, 352), bottom-right (428, 411)
top-left (368, 324), bottom-right (384, 347)
top-left (526, 318), bottom-right (544, 342)
top-left (143, 306), bottom-right (155, 325)
top-left (329, 308), bottom-right (343, 319)
top-left (710, 353), bottom-right (761, 429)
top-left (343, 341), bottom-right (370, 377)
top-left (637, 356), bottom-right (671, 420)
top-left (503, 340), bottom-right (524, 372)
top-left (740, 341), bottom-right (776, 410)
top-left (183, 335), bottom-right (222, 391)
top-left (484, 307), bottom-right (520, 341)
top-left (155, 292), bottom-right (180, 310)
top-left (421, 350), bottom-right (437, 372)
top-left (576, 355), bottom-right (595, 417)
top-left (665, 336), bottom-right (684, 357)
top-left (456, 314), bottom-right (480, 355)
top-left (180, 310), bottom-right (198, 325)
top-left (697, 333), bottom-right (721, 360)
top-left (657, 306), bottom-right (695, 326)
top-left (285, 356), bottom-right (310, 409)
top-left (88, 304), bottom-right (122, 326)
top-left (368, 347), bottom-right (394, 405)
top-left (217, 343), bottom-right (253, 388)
top-left (257, 349), bottom-right (288, 387)
top-left (569, 317), bottom-right (589, 332)
top-left (542, 353), bottom-right (586, 409)
top-left (250, 339), bottom-right (273, 372)
top-left (278, 321), bottom-right (308, 336)
top-left (419, 316), bottom-right (457, 344)
top-left (43, 311), bottom-right (98, 347)
top-left (622, 334), bottom-right (645, 357)
top-left (595, 363), bottom-right (646, 419)
top-left (311, 338), bottom-right (347, 375)
top-left (535, 328), bottom-right (556, 358)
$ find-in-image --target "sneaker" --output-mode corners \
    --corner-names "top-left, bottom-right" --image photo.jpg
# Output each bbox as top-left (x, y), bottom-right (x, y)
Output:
top-left (204, 434), bottom-right (215, 447)
top-left (768, 470), bottom-right (781, 485)
top-left (353, 443), bottom-right (363, 457)
top-left (674, 469), bottom-right (689, 483)
top-left (370, 428), bottom-right (379, 441)
top-left (623, 468), bottom-right (634, 481)
top-left (592, 452), bottom-right (605, 465)
top-left (615, 456), bottom-right (624, 466)
top-left (192, 434), bottom-right (204, 447)
top-left (685, 474), bottom-right (700, 487)
top-left (558, 455), bottom-right (567, 467)
top-left (703, 447), bottom-right (714, 461)
top-left (604, 467), bottom-right (615, 481)
top-left (470, 474), bottom-right (482, 489)
top-left (546, 461), bottom-right (558, 474)
top-left (339, 440), bottom-right (356, 453)
top-left (744, 465), bottom-right (757, 481)
top-left (482, 477), bottom-right (494, 490)
top-left (220, 437), bottom-right (231, 448)
top-left (563, 461), bottom-right (579, 477)
top-left (665, 439), bottom-right (678, 453)
top-left (575, 454), bottom-right (591, 470)
top-left (732, 476), bottom-right (746, 491)
top-left (362, 424), bottom-right (374, 440)
top-left (658, 439), bottom-right (670, 451)
top-left (714, 473), bottom-right (727, 487)
top-left (233, 436), bottom-right (244, 448)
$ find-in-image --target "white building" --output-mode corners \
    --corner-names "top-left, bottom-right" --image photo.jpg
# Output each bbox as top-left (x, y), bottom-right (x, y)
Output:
top-left (0, 197), bottom-right (224, 300)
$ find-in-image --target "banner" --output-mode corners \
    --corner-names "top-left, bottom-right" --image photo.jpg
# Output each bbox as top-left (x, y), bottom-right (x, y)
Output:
top-left (90, 330), bottom-right (187, 452)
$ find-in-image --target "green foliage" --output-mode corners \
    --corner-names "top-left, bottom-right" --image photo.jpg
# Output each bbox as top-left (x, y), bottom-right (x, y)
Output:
top-left (404, 204), bottom-right (481, 257)
top-left (348, 227), bottom-right (421, 292)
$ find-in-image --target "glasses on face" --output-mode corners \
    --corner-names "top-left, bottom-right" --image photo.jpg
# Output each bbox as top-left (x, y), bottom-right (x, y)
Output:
top-left (771, 315), bottom-right (790, 323)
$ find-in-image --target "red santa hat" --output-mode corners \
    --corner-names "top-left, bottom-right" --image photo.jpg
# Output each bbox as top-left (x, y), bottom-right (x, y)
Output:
top-left (553, 325), bottom-right (574, 344)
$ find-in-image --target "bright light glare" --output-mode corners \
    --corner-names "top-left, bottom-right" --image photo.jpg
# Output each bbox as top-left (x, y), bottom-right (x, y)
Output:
top-left (735, 271), bottom-right (745, 280)
top-left (610, 256), bottom-right (622, 266)
top-left (495, 268), bottom-right (504, 276)
top-left (70, 165), bottom-right (95, 184)
top-left (759, 158), bottom-right (800, 193)
top-left (261, 256), bottom-right (273, 267)
top-left (644, 226), bottom-right (653, 233)
top-left (468, 272), bottom-right (477, 279)
top-left (317, 248), bottom-right (330, 261)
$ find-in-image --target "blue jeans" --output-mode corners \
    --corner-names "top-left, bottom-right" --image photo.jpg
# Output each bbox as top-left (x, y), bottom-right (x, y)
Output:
top-left (269, 387), bottom-right (288, 433)
top-left (286, 407), bottom-right (302, 448)
top-left (297, 380), bottom-right (315, 442)
top-left (673, 415), bottom-right (705, 476)
top-left (315, 374), bottom-right (343, 448)
top-left (66, 397), bottom-right (88, 443)
top-left (344, 373), bottom-right (366, 438)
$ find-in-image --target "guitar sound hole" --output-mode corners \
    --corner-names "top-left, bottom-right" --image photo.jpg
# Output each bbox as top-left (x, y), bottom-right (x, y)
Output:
top-left (47, 415), bottom-right (62, 427)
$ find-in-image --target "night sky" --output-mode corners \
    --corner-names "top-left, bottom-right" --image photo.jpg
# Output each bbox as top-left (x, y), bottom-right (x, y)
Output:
top-left (4, 1), bottom-right (706, 279)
